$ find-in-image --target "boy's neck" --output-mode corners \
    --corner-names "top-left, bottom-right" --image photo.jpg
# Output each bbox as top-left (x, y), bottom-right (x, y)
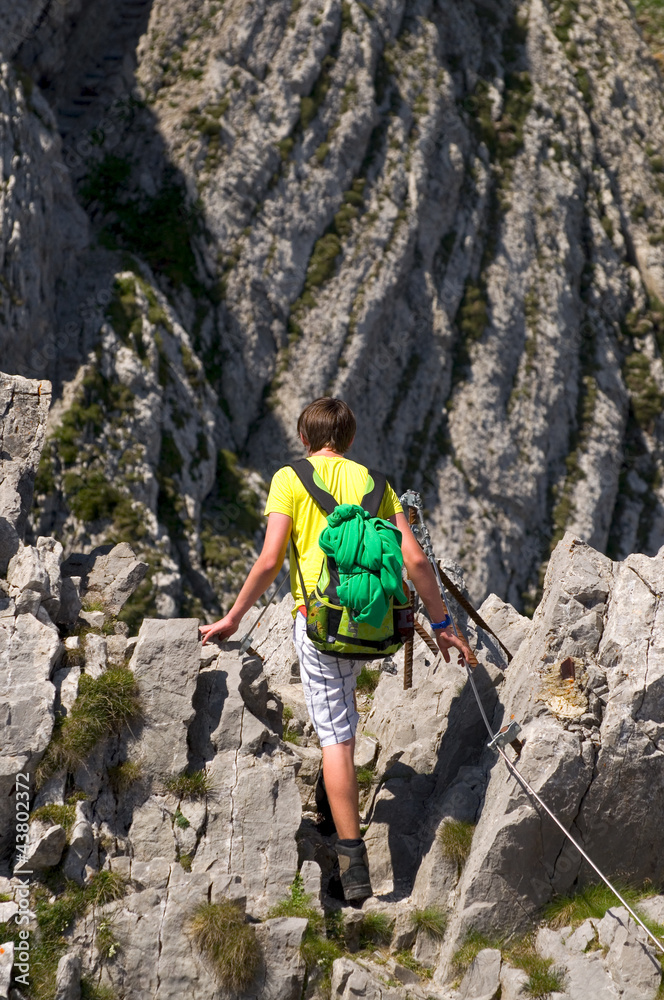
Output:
top-left (308, 448), bottom-right (345, 458)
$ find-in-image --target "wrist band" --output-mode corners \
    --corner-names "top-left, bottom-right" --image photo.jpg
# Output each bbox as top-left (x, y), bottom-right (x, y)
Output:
top-left (430, 615), bottom-right (452, 631)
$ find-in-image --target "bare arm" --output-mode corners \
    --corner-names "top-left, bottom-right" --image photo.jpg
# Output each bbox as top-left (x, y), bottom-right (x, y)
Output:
top-left (200, 512), bottom-right (292, 645)
top-left (393, 512), bottom-right (472, 664)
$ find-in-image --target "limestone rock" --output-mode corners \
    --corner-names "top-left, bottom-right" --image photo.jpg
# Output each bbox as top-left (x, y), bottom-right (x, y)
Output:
top-left (78, 610), bottom-right (105, 630)
top-left (0, 903), bottom-right (17, 924)
top-left (129, 618), bottom-right (201, 782)
top-left (638, 896), bottom-right (664, 926)
top-left (536, 925), bottom-right (620, 1000)
top-left (26, 820), bottom-right (67, 870)
top-left (36, 536), bottom-right (63, 620)
top-left (57, 576), bottom-right (82, 626)
top-left (363, 617), bottom-right (501, 897)
top-left (300, 860), bottom-right (323, 915)
top-left (0, 602), bottom-right (60, 860)
top-left (63, 802), bottom-right (96, 884)
top-left (53, 663), bottom-right (81, 716)
top-left (597, 908), bottom-right (662, 1000)
top-left (127, 796), bottom-right (177, 864)
top-left (0, 374), bottom-right (52, 575)
top-left (54, 952), bottom-right (81, 1000)
top-left (83, 543), bottom-right (149, 615)
top-left (7, 545), bottom-right (50, 616)
top-left (435, 533), bottom-right (664, 970)
top-left (83, 634), bottom-right (107, 679)
top-left (459, 948), bottom-right (502, 1000)
top-left (190, 644), bottom-right (301, 917)
top-left (253, 917), bottom-right (308, 1000)
top-left (0, 50), bottom-right (88, 380)
top-left (499, 965), bottom-right (530, 1000)
top-left (331, 957), bottom-right (403, 1000)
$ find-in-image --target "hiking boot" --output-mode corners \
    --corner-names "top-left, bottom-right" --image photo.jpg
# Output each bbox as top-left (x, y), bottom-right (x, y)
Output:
top-left (315, 771), bottom-right (337, 837)
top-left (335, 839), bottom-right (372, 903)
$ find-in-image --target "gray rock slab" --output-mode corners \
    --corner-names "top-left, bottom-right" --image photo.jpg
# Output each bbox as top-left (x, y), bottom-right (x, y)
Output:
top-left (0, 604), bottom-right (59, 857)
top-left (7, 545), bottom-right (50, 615)
top-left (500, 964), bottom-right (530, 1000)
top-left (252, 594), bottom-right (298, 690)
top-left (36, 536), bottom-right (63, 621)
top-left (331, 957), bottom-right (403, 1000)
top-left (127, 795), bottom-right (177, 864)
top-left (26, 821), bottom-right (67, 870)
top-left (436, 536), bottom-right (615, 972)
top-left (459, 948), bottom-right (502, 1000)
top-left (476, 592), bottom-right (531, 661)
top-left (0, 374), bottom-right (51, 574)
top-left (300, 860), bottom-right (323, 915)
top-left (637, 896), bottom-right (664, 925)
top-left (0, 902), bottom-right (17, 924)
top-left (254, 916), bottom-right (307, 1000)
top-left (83, 543), bottom-right (148, 615)
top-left (56, 576), bottom-right (82, 626)
top-left (63, 802), bottom-right (96, 883)
top-left (53, 663), bottom-right (81, 716)
top-left (597, 908), bottom-right (662, 1000)
top-left (129, 618), bottom-right (201, 782)
top-left (536, 926), bottom-right (619, 1000)
top-left (54, 952), bottom-right (81, 1000)
top-left (575, 551), bottom-right (664, 883)
top-left (191, 647), bottom-right (300, 917)
top-left (83, 633), bottom-right (107, 679)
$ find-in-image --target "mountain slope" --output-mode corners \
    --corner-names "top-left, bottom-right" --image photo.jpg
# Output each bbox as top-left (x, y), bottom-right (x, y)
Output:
top-left (5, 0), bottom-right (664, 614)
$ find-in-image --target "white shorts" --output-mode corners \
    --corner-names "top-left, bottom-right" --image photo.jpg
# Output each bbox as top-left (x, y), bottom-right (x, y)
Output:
top-left (293, 612), bottom-right (363, 747)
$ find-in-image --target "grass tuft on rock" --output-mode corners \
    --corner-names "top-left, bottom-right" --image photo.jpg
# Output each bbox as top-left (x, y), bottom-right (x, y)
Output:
top-left (37, 669), bottom-right (141, 786)
top-left (356, 666), bottom-right (381, 695)
top-left (108, 760), bottom-right (142, 795)
top-left (355, 764), bottom-right (375, 792)
top-left (80, 979), bottom-right (117, 1000)
top-left (438, 819), bottom-right (476, 874)
top-left (452, 930), bottom-right (500, 973)
top-left (190, 900), bottom-right (260, 991)
top-left (268, 875), bottom-right (342, 984)
top-left (411, 907), bottom-right (447, 941)
top-left (503, 936), bottom-right (566, 998)
top-left (165, 769), bottom-right (211, 798)
top-left (87, 870), bottom-right (128, 908)
top-left (358, 911), bottom-right (393, 948)
top-left (95, 918), bottom-right (121, 960)
top-left (544, 882), bottom-right (650, 929)
top-left (31, 802), bottom-right (77, 838)
top-left (395, 950), bottom-right (433, 979)
top-left (267, 874), bottom-right (322, 928)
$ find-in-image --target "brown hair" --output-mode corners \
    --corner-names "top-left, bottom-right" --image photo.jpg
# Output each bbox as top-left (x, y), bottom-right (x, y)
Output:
top-left (297, 397), bottom-right (356, 453)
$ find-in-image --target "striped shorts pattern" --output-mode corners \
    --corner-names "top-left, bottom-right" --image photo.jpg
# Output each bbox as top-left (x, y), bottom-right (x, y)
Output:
top-left (293, 612), bottom-right (363, 747)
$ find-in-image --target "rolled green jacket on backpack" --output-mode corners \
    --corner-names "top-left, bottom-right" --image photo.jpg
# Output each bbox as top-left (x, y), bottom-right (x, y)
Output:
top-left (318, 503), bottom-right (404, 628)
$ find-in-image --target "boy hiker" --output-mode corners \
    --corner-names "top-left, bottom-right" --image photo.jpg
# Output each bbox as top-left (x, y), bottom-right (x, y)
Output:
top-left (200, 398), bottom-right (471, 903)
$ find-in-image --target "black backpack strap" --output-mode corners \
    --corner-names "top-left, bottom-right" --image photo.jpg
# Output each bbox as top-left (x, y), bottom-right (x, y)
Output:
top-left (361, 468), bottom-right (388, 518)
top-left (290, 537), bottom-right (310, 612)
top-left (288, 459), bottom-right (338, 516)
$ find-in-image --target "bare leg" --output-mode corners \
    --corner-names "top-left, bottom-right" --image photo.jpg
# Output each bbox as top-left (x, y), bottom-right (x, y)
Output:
top-left (321, 737), bottom-right (361, 840)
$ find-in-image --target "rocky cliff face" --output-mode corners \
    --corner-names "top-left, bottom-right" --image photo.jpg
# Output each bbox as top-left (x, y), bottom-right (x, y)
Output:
top-left (2, 371), bottom-right (664, 999)
top-left (0, 0), bottom-right (662, 618)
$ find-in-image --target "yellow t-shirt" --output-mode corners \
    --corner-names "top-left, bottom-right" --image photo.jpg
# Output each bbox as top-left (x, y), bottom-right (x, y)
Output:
top-left (264, 456), bottom-right (403, 612)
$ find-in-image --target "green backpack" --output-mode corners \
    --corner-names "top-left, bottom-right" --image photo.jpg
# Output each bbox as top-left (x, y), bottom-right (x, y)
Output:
top-left (288, 459), bottom-right (414, 660)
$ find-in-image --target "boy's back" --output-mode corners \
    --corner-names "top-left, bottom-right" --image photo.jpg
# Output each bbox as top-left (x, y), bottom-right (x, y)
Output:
top-left (264, 455), bottom-right (402, 611)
